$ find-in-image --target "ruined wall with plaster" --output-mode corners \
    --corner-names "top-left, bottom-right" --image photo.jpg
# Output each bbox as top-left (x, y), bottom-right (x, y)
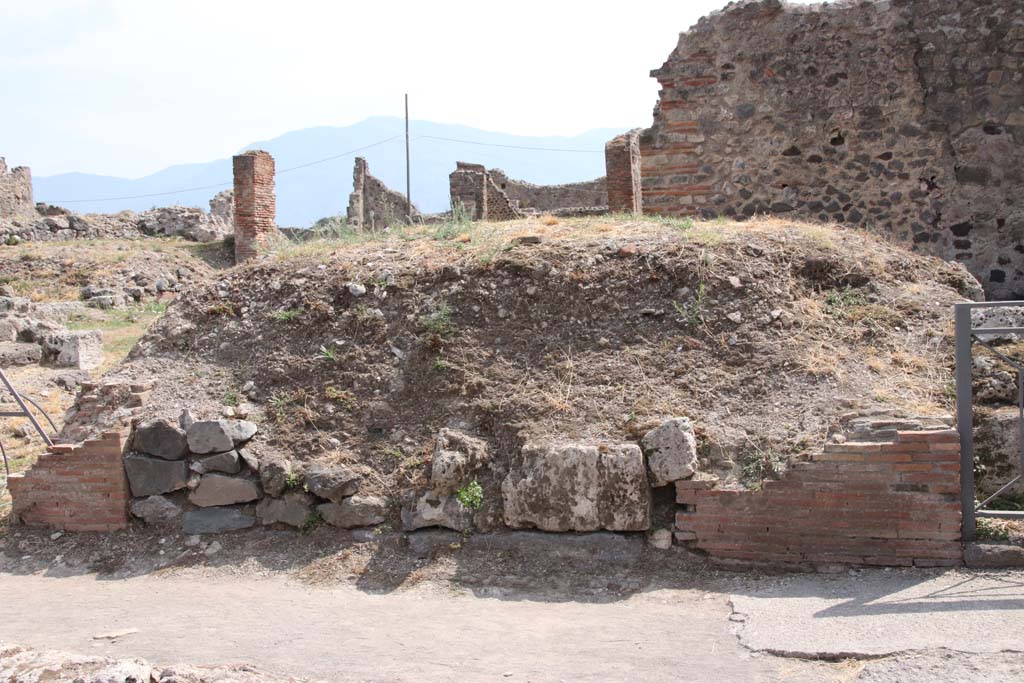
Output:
top-left (347, 157), bottom-right (419, 230)
top-left (639, 0), bottom-right (1024, 298)
top-left (0, 158), bottom-right (34, 219)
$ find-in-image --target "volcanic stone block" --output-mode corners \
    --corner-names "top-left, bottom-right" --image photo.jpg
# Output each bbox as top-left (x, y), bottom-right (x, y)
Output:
top-left (401, 491), bottom-right (473, 531)
top-left (191, 449), bottom-right (241, 475)
top-left (42, 330), bottom-right (103, 370)
top-left (129, 495), bottom-right (183, 526)
top-left (188, 473), bottom-right (261, 507)
top-left (132, 418), bottom-right (188, 461)
top-left (501, 443), bottom-right (651, 532)
top-left (304, 463), bottom-right (361, 503)
top-left (182, 506), bottom-right (256, 534)
top-left (642, 417), bottom-right (699, 486)
top-left (124, 454), bottom-right (189, 497)
top-left (0, 342), bottom-right (42, 366)
top-left (257, 491), bottom-right (314, 528)
top-left (186, 419), bottom-right (258, 454)
top-left (320, 495), bottom-right (388, 528)
top-left (430, 429), bottom-right (490, 494)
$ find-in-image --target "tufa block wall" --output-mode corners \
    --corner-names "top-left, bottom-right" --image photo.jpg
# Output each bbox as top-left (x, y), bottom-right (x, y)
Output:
top-left (233, 150), bottom-right (276, 263)
top-left (347, 157), bottom-right (419, 230)
top-left (640, 0), bottom-right (1024, 298)
top-left (675, 429), bottom-right (963, 569)
top-left (605, 130), bottom-right (643, 215)
top-left (0, 157), bottom-right (34, 219)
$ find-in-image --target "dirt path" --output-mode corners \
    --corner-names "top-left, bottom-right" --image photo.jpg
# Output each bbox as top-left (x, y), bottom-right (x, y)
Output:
top-left (0, 573), bottom-right (770, 682)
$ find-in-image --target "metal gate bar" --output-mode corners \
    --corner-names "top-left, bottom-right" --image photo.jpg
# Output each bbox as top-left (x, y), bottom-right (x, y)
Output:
top-left (955, 301), bottom-right (1024, 541)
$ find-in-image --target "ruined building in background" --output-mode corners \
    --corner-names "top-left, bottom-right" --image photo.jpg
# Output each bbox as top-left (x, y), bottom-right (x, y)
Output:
top-left (449, 162), bottom-right (607, 220)
top-left (625, 0), bottom-right (1024, 299)
top-left (347, 157), bottom-right (419, 230)
top-left (0, 157), bottom-right (34, 220)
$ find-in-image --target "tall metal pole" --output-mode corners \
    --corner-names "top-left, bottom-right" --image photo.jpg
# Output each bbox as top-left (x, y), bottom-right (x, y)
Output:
top-left (954, 303), bottom-right (976, 541)
top-left (405, 93), bottom-right (411, 221)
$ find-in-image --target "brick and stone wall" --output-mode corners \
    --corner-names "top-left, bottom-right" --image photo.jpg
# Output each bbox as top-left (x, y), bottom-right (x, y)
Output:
top-left (638, 0), bottom-right (1024, 299)
top-left (0, 158), bottom-right (34, 219)
top-left (486, 170), bottom-right (607, 213)
top-left (605, 130), bottom-right (643, 215)
top-left (675, 428), bottom-right (963, 569)
top-left (449, 162), bottom-right (607, 220)
top-left (346, 157), bottom-right (419, 230)
top-left (233, 151), bottom-right (276, 263)
top-left (7, 432), bottom-right (131, 531)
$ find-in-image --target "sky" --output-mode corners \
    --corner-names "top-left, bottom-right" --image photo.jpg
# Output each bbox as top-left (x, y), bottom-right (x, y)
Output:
top-left (0, 0), bottom-right (815, 179)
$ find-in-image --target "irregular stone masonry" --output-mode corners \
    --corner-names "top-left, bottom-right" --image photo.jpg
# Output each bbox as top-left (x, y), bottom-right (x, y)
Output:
top-left (449, 162), bottom-right (523, 221)
top-left (674, 429), bottom-right (963, 569)
top-left (0, 157), bottom-right (33, 220)
top-left (485, 169), bottom-right (606, 213)
top-left (7, 431), bottom-right (130, 531)
top-left (346, 157), bottom-right (419, 230)
top-left (449, 162), bottom-right (607, 221)
top-left (605, 130), bottom-right (643, 215)
top-left (233, 150), bottom-right (276, 263)
top-left (638, 0), bottom-right (1024, 298)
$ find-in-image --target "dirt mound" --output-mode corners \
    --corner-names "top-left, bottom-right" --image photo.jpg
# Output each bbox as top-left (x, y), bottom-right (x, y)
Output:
top-left (108, 216), bottom-right (975, 507)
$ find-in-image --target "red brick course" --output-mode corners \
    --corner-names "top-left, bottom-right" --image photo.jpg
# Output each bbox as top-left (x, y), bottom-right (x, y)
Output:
top-left (7, 431), bottom-right (130, 531)
top-left (674, 430), bottom-right (963, 568)
top-left (233, 150), bottom-right (276, 263)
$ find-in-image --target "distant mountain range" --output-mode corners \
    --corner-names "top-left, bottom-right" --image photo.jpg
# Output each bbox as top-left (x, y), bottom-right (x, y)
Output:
top-left (34, 117), bottom-right (627, 226)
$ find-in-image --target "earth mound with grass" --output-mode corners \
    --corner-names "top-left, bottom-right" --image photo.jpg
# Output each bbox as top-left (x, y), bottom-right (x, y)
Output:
top-left (102, 215), bottom-right (979, 522)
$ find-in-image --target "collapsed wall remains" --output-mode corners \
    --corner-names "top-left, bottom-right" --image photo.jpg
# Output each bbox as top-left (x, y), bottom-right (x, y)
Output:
top-left (637, 0), bottom-right (1024, 298)
top-left (449, 162), bottom-right (608, 220)
top-left (485, 170), bottom-right (607, 213)
top-left (0, 158), bottom-right (34, 220)
top-left (346, 157), bottom-right (419, 230)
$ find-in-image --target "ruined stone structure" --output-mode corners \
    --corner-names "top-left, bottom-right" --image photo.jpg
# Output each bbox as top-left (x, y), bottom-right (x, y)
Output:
top-left (676, 428), bottom-right (962, 569)
top-left (346, 157), bottom-right (419, 230)
top-left (449, 162), bottom-right (524, 221)
top-left (636, 0), bottom-right (1024, 298)
top-left (209, 189), bottom-right (234, 227)
top-left (7, 382), bottom-right (152, 532)
top-left (449, 162), bottom-right (608, 220)
top-left (232, 150), bottom-right (276, 263)
top-left (486, 170), bottom-right (606, 213)
top-left (0, 158), bottom-right (34, 219)
top-left (605, 131), bottom-right (643, 215)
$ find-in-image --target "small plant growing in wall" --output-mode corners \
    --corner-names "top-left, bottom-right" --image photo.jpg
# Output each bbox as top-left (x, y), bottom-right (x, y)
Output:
top-left (456, 480), bottom-right (484, 510)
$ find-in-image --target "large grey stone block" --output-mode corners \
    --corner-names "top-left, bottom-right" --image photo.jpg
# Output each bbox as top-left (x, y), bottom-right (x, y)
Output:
top-left (124, 454), bottom-right (189, 497)
top-left (188, 473), bottom-right (261, 507)
top-left (182, 506), bottom-right (255, 534)
top-left (132, 418), bottom-right (188, 461)
top-left (502, 442), bottom-right (651, 532)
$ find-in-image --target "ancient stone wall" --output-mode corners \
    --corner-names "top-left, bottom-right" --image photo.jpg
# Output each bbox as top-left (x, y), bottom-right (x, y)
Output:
top-left (0, 158), bottom-right (34, 219)
top-left (233, 150), bottom-right (276, 263)
top-left (346, 157), bottom-right (419, 230)
top-left (449, 162), bottom-right (524, 221)
top-left (449, 162), bottom-right (607, 220)
top-left (675, 428), bottom-right (963, 569)
top-left (605, 130), bottom-right (643, 215)
top-left (639, 0), bottom-right (1024, 299)
top-left (487, 170), bottom-right (607, 212)
top-left (209, 190), bottom-right (234, 227)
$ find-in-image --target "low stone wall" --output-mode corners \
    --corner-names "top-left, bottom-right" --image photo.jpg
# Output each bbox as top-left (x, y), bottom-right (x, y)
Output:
top-left (449, 162), bottom-right (608, 221)
top-left (8, 431), bottom-right (130, 532)
top-left (675, 429), bottom-right (963, 569)
top-left (487, 170), bottom-right (606, 212)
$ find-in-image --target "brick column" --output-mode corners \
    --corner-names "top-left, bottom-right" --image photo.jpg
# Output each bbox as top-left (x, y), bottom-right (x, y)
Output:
top-left (233, 150), bottom-right (276, 263)
top-left (605, 130), bottom-right (642, 215)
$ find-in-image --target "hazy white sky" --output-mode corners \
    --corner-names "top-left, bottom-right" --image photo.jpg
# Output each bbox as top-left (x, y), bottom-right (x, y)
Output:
top-left (0, 1), bottom-right (814, 178)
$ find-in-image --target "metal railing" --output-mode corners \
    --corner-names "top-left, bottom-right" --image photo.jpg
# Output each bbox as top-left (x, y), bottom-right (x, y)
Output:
top-left (0, 367), bottom-right (57, 476)
top-left (955, 301), bottom-right (1024, 541)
